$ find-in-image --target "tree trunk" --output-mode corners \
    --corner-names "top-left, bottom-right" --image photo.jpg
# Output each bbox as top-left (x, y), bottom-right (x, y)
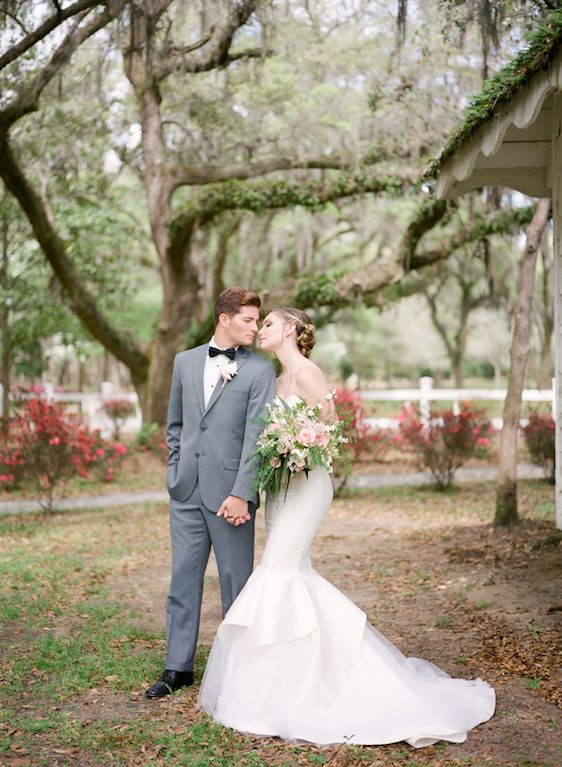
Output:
top-left (142, 268), bottom-right (201, 425)
top-left (452, 355), bottom-right (463, 389)
top-left (537, 230), bottom-right (554, 387)
top-left (495, 198), bottom-right (550, 526)
top-left (453, 287), bottom-right (472, 389)
top-left (1, 218), bottom-right (9, 428)
top-left (0, 139), bottom-right (149, 382)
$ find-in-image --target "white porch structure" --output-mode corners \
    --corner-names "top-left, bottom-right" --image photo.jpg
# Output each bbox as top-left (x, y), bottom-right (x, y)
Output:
top-left (432, 22), bottom-right (562, 528)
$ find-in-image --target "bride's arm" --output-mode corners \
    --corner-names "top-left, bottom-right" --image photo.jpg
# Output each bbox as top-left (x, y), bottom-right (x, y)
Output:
top-left (296, 364), bottom-right (336, 421)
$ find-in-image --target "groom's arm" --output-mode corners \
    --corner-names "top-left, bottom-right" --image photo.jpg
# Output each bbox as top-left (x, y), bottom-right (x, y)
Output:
top-left (231, 362), bottom-right (276, 501)
top-left (166, 354), bottom-right (183, 464)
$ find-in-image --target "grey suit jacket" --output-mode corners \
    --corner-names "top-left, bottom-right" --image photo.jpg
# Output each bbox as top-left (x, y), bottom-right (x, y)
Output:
top-left (166, 344), bottom-right (276, 511)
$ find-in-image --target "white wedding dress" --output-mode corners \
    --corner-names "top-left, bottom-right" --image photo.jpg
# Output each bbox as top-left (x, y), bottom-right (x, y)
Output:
top-left (197, 396), bottom-right (495, 747)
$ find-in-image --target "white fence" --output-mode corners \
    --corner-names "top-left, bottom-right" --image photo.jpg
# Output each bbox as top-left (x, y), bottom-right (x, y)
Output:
top-left (361, 376), bottom-right (556, 430)
top-left (0, 376), bottom-right (555, 434)
top-left (0, 381), bottom-right (142, 438)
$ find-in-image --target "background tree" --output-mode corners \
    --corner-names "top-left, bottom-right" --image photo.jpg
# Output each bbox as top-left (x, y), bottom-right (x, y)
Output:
top-left (495, 197), bottom-right (550, 527)
top-left (532, 227), bottom-right (554, 387)
top-left (405, 196), bottom-right (531, 387)
top-left (0, 1), bottom-right (550, 423)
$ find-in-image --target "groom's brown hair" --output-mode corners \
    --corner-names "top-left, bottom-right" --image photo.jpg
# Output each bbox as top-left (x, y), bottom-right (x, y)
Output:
top-left (215, 287), bottom-right (261, 323)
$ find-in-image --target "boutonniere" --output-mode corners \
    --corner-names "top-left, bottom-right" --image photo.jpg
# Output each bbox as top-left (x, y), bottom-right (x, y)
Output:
top-left (218, 359), bottom-right (238, 387)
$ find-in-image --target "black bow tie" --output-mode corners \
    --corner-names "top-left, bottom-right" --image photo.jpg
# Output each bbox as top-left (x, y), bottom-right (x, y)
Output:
top-left (208, 346), bottom-right (236, 360)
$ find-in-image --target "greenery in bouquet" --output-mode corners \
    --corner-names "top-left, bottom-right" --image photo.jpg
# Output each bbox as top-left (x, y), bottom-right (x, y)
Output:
top-left (251, 392), bottom-right (347, 497)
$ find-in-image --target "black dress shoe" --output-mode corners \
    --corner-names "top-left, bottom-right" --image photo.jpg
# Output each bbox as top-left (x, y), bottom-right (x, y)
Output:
top-left (145, 669), bottom-right (194, 698)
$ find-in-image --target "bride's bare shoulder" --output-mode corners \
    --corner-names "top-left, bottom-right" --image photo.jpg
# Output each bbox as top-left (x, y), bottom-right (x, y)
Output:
top-left (295, 360), bottom-right (329, 399)
top-left (295, 359), bottom-right (324, 381)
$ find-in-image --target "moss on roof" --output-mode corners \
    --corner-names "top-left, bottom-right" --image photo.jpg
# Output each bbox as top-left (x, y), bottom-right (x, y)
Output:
top-left (426, 9), bottom-right (562, 180)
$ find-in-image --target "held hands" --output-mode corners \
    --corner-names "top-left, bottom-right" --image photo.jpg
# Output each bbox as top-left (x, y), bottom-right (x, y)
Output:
top-left (216, 495), bottom-right (250, 526)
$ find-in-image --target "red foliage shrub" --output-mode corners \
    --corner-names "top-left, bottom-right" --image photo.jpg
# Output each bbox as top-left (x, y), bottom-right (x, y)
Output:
top-left (136, 422), bottom-right (167, 462)
top-left (522, 411), bottom-right (555, 482)
top-left (335, 388), bottom-right (386, 461)
top-left (1, 399), bottom-right (127, 512)
top-left (0, 423), bottom-right (25, 490)
top-left (397, 402), bottom-right (492, 489)
top-left (101, 398), bottom-right (136, 439)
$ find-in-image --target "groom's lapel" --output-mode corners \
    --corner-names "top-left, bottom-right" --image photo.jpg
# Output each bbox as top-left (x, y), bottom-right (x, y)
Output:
top-left (203, 346), bottom-right (250, 416)
top-left (191, 345), bottom-right (207, 415)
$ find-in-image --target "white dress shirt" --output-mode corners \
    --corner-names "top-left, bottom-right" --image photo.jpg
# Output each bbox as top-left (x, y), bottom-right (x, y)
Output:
top-left (203, 336), bottom-right (237, 407)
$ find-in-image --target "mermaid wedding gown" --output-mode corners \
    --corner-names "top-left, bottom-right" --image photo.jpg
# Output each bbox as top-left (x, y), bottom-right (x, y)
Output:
top-left (197, 396), bottom-right (495, 747)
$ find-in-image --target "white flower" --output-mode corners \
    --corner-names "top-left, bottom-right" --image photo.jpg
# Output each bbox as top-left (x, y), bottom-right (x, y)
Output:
top-left (218, 360), bottom-right (238, 385)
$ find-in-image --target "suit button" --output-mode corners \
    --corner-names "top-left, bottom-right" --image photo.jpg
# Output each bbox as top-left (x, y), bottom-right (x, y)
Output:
top-left (200, 424), bottom-right (207, 431)
top-left (195, 451), bottom-right (200, 457)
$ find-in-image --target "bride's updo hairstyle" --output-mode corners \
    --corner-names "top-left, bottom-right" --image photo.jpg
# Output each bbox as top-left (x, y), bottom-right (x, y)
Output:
top-left (275, 307), bottom-right (316, 358)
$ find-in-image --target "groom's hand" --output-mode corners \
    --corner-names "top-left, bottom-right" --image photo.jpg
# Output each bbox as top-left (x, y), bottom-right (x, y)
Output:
top-left (217, 496), bottom-right (250, 526)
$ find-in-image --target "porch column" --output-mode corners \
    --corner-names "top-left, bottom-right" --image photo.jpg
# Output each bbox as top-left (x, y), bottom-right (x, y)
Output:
top-left (552, 92), bottom-right (562, 529)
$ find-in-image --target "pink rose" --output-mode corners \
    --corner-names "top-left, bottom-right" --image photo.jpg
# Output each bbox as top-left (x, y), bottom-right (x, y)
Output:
top-left (296, 427), bottom-right (316, 446)
top-left (49, 436), bottom-right (60, 446)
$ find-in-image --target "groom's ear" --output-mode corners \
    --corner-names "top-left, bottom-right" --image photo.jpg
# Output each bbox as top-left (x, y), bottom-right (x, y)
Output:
top-left (217, 312), bottom-right (230, 329)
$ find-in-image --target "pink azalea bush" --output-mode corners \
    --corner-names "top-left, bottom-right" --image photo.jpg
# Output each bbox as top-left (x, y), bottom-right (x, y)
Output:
top-left (522, 411), bottom-right (555, 483)
top-left (397, 402), bottom-right (492, 489)
top-left (136, 422), bottom-right (167, 461)
top-left (101, 398), bottom-right (136, 439)
top-left (334, 388), bottom-right (387, 462)
top-left (0, 399), bottom-right (128, 513)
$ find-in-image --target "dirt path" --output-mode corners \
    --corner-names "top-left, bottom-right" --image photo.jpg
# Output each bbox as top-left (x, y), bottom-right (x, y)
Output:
top-left (104, 483), bottom-right (561, 766)
top-left (0, 463), bottom-right (544, 515)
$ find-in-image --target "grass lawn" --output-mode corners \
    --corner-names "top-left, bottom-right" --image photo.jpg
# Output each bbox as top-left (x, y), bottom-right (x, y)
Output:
top-left (0, 481), bottom-right (560, 766)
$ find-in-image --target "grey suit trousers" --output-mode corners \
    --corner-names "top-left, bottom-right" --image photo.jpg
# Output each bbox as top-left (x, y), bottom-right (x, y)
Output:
top-left (165, 497), bottom-right (255, 672)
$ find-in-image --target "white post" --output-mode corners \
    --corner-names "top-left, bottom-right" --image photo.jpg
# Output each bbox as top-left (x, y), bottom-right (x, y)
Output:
top-left (419, 376), bottom-right (433, 428)
top-left (553, 377), bottom-right (557, 420)
top-left (43, 382), bottom-right (54, 402)
top-left (100, 381), bottom-right (114, 401)
top-left (552, 93), bottom-right (562, 530)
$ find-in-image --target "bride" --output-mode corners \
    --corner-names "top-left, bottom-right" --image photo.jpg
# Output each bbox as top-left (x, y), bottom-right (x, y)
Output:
top-left (197, 307), bottom-right (495, 748)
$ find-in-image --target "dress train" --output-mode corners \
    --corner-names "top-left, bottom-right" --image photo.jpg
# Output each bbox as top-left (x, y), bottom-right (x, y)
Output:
top-left (198, 456), bottom-right (495, 746)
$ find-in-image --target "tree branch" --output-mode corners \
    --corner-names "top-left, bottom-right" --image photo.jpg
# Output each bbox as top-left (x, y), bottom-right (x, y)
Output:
top-left (0, 138), bottom-right (148, 382)
top-left (170, 155), bottom-right (372, 189)
top-left (0, 0), bottom-right (102, 71)
top-left (409, 206), bottom-right (535, 270)
top-left (425, 291), bottom-right (455, 359)
top-left (0, 4), bottom-right (120, 136)
top-left (170, 171), bottom-right (410, 246)
top-left (402, 198), bottom-right (449, 271)
top-left (262, 203), bottom-right (535, 311)
top-left (155, 0), bottom-right (258, 79)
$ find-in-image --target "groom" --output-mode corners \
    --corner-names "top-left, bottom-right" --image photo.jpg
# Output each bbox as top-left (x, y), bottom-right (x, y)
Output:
top-left (145, 287), bottom-right (276, 698)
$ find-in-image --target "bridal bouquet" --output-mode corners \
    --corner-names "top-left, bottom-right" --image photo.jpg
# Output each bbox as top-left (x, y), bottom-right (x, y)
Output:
top-left (251, 392), bottom-right (347, 496)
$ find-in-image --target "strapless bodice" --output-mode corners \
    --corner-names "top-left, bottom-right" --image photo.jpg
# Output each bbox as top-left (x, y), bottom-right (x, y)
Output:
top-left (274, 394), bottom-right (302, 407)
